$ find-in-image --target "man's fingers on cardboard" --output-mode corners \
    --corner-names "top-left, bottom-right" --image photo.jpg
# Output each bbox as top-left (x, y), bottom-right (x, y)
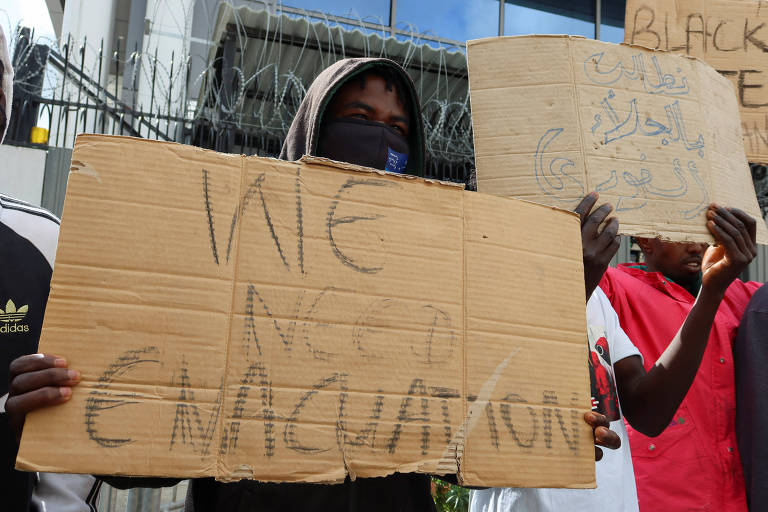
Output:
top-left (713, 207), bottom-right (750, 255)
top-left (595, 426), bottom-right (621, 450)
top-left (609, 235), bottom-right (621, 254)
top-left (574, 193), bottom-right (599, 225)
top-left (595, 219), bottom-right (620, 250)
top-left (715, 205), bottom-right (744, 230)
top-left (715, 206), bottom-right (752, 239)
top-left (583, 204), bottom-right (613, 238)
top-left (711, 214), bottom-right (753, 262)
top-left (603, 217), bottom-right (619, 237)
top-left (595, 235), bottom-right (621, 265)
top-left (584, 411), bottom-right (609, 428)
top-left (10, 368), bottom-right (79, 395)
top-left (712, 213), bottom-right (752, 256)
top-left (707, 221), bottom-right (743, 264)
top-left (9, 354), bottom-right (66, 379)
top-left (729, 208), bottom-right (758, 254)
top-left (5, 386), bottom-right (72, 415)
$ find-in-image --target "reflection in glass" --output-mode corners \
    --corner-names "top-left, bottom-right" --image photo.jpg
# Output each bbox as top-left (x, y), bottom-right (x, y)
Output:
top-left (504, 3), bottom-right (594, 38)
top-left (600, 24), bottom-right (625, 44)
top-left (281, 0), bottom-right (391, 25)
top-left (396, 0), bottom-right (499, 44)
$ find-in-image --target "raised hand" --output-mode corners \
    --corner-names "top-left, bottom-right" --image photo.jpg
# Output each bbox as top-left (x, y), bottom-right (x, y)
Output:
top-left (702, 205), bottom-right (757, 295)
top-left (574, 192), bottom-right (620, 301)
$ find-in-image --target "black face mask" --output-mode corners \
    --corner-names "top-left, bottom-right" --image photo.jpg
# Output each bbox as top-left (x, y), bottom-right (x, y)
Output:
top-left (316, 118), bottom-right (410, 173)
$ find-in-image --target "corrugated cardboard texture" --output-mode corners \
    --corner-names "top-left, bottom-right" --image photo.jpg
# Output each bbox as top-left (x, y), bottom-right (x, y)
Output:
top-left (467, 36), bottom-right (768, 244)
top-left (17, 135), bottom-right (594, 488)
top-left (625, 0), bottom-right (768, 163)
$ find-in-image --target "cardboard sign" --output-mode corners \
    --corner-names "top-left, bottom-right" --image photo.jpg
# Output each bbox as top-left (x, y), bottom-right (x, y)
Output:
top-left (17, 135), bottom-right (594, 488)
top-left (625, 0), bottom-right (768, 163)
top-left (467, 36), bottom-right (768, 244)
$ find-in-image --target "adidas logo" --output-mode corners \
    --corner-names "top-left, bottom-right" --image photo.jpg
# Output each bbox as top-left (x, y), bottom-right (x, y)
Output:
top-left (0, 299), bottom-right (28, 323)
top-left (0, 299), bottom-right (30, 333)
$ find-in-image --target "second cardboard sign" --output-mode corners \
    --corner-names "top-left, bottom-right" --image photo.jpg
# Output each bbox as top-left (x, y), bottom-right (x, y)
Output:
top-left (467, 35), bottom-right (768, 244)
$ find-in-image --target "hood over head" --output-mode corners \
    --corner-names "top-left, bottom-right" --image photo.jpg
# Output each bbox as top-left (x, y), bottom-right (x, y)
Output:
top-left (0, 26), bottom-right (13, 144)
top-left (279, 58), bottom-right (425, 176)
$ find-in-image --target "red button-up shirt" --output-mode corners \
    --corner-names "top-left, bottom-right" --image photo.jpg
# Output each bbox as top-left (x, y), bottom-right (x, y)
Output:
top-left (600, 264), bottom-right (760, 512)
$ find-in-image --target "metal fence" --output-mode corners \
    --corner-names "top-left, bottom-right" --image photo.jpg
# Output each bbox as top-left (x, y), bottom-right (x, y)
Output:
top-left (97, 482), bottom-right (187, 512)
top-left (8, 27), bottom-right (276, 152)
top-left (6, 23), bottom-right (473, 185)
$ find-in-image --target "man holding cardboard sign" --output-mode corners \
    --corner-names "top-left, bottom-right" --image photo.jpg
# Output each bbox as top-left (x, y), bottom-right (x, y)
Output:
top-left (9, 55), bottom-right (760, 512)
top-left (465, 35), bottom-right (760, 512)
top-left (472, 198), bottom-right (757, 512)
top-left (598, 232), bottom-right (761, 512)
top-left (4, 58), bottom-right (620, 512)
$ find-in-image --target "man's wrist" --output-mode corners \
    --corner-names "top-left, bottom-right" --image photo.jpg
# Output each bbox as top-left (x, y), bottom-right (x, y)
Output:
top-left (699, 283), bottom-right (727, 303)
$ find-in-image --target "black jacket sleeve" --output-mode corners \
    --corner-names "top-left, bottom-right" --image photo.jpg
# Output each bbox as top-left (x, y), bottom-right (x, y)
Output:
top-left (734, 284), bottom-right (768, 511)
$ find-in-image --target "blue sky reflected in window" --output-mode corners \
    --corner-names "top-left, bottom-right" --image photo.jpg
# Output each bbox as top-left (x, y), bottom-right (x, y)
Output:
top-left (278, 1), bottom-right (626, 49)
top-left (396, 0), bottom-right (499, 44)
top-left (505, 3), bottom-right (594, 38)
top-left (281, 0), bottom-right (390, 25)
top-left (600, 24), bottom-right (625, 44)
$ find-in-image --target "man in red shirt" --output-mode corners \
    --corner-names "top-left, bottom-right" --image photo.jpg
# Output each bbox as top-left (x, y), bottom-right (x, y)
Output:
top-left (600, 230), bottom-right (762, 512)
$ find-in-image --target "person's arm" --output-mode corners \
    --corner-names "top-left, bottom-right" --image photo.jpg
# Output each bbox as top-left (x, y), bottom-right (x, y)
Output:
top-left (734, 286), bottom-right (768, 508)
top-left (574, 192), bottom-right (620, 302)
top-left (614, 205), bottom-right (757, 437)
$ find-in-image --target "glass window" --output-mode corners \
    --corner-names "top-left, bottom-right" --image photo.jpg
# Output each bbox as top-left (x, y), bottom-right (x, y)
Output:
top-left (600, 0), bottom-right (627, 34)
top-left (396, 0), bottom-right (499, 45)
top-left (600, 24), bottom-right (625, 44)
top-left (390, 33), bottom-right (463, 53)
top-left (281, 0), bottom-right (391, 25)
top-left (504, 3), bottom-right (594, 38)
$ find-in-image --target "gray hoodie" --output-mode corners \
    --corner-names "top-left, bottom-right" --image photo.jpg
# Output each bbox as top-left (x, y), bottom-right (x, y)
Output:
top-left (279, 57), bottom-right (426, 177)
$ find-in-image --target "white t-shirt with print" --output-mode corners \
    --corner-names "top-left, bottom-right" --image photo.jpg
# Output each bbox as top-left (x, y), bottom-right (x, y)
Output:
top-left (470, 288), bottom-right (642, 512)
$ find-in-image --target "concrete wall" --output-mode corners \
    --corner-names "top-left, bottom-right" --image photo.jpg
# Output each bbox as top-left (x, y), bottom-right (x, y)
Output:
top-left (41, 147), bottom-right (72, 218)
top-left (60, 0), bottom-right (119, 85)
top-left (137, 0), bottom-right (195, 116)
top-left (0, 145), bottom-right (47, 206)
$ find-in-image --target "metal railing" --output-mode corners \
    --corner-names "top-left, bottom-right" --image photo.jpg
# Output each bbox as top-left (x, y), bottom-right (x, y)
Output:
top-left (97, 482), bottom-right (188, 512)
top-left (5, 24), bottom-right (474, 185)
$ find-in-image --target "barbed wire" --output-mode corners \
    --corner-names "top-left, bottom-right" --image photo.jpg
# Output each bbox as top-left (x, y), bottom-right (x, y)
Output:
top-left (1, 1), bottom-right (474, 168)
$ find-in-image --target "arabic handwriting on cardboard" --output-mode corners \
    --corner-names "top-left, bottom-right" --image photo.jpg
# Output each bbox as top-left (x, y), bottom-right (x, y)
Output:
top-left (625, 0), bottom-right (768, 160)
top-left (534, 50), bottom-right (709, 220)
